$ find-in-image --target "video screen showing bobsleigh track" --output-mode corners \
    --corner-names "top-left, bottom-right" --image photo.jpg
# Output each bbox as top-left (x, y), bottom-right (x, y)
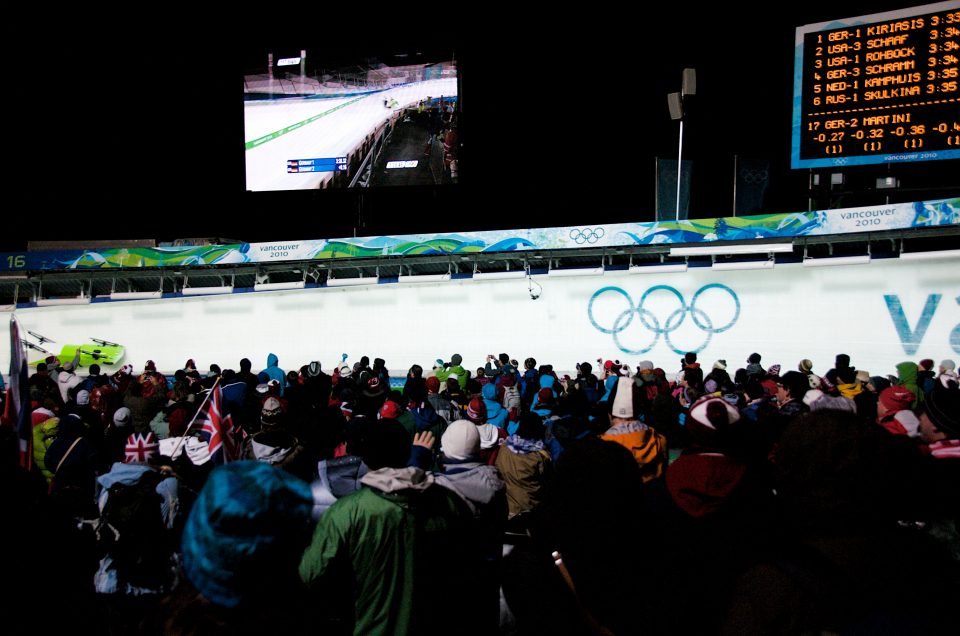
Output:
top-left (244, 59), bottom-right (457, 192)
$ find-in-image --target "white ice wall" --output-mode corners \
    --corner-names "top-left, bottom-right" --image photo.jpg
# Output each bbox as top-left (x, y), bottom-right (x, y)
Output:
top-left (2, 258), bottom-right (958, 380)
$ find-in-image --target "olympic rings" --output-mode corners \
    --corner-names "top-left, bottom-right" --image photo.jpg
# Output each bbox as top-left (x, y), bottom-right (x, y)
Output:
top-left (569, 227), bottom-right (605, 244)
top-left (588, 284), bottom-right (740, 355)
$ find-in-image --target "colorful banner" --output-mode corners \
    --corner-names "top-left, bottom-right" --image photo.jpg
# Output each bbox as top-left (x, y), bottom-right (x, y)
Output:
top-left (2, 198), bottom-right (957, 272)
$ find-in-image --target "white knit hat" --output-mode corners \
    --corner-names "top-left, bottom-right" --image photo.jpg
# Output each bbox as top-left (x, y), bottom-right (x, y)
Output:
top-left (440, 420), bottom-right (481, 461)
top-left (610, 377), bottom-right (637, 418)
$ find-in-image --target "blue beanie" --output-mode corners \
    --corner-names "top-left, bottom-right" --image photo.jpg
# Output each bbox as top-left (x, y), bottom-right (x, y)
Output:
top-left (181, 461), bottom-right (313, 608)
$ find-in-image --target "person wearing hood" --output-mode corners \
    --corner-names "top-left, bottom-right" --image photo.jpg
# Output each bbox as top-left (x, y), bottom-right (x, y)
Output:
top-left (261, 353), bottom-right (286, 397)
top-left (158, 461), bottom-right (315, 635)
top-left (481, 383), bottom-right (508, 429)
top-left (300, 418), bottom-right (482, 635)
top-left (891, 362), bottom-right (920, 411)
top-left (645, 395), bottom-right (774, 634)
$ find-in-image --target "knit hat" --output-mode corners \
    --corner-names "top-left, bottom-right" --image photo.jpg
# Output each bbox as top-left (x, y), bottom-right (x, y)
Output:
top-left (113, 407), bottom-right (132, 428)
top-left (168, 409), bottom-right (188, 437)
top-left (713, 360), bottom-right (727, 370)
top-left (440, 420), bottom-right (481, 461)
top-left (500, 373), bottom-right (516, 387)
top-left (923, 386), bottom-right (960, 437)
top-left (76, 390), bottom-right (90, 406)
top-left (307, 361), bottom-right (322, 377)
top-left (638, 360), bottom-right (654, 372)
top-left (609, 377), bottom-right (638, 418)
top-left (425, 376), bottom-right (441, 393)
top-left (879, 386), bottom-right (915, 413)
top-left (364, 377), bottom-right (384, 396)
top-left (918, 358), bottom-right (935, 371)
top-left (799, 359), bottom-right (814, 373)
top-left (337, 363), bottom-right (352, 378)
top-left (145, 360), bottom-right (157, 372)
top-left (748, 352), bottom-right (761, 364)
top-left (378, 400), bottom-right (402, 420)
top-left (466, 397), bottom-right (487, 423)
top-left (181, 461), bottom-right (313, 608)
top-left (261, 397), bottom-right (282, 425)
top-left (536, 387), bottom-right (556, 409)
top-left (766, 364), bottom-right (781, 377)
top-left (124, 432), bottom-right (159, 464)
top-left (688, 396), bottom-right (741, 430)
top-left (836, 353), bottom-right (851, 369)
top-left (451, 353), bottom-right (463, 366)
top-left (941, 359), bottom-right (956, 372)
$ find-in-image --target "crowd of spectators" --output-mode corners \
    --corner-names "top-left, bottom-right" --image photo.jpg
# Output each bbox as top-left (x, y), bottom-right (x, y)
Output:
top-left (2, 349), bottom-right (958, 634)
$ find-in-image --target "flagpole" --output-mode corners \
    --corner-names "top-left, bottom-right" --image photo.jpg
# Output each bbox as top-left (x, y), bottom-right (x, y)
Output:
top-left (169, 376), bottom-right (221, 460)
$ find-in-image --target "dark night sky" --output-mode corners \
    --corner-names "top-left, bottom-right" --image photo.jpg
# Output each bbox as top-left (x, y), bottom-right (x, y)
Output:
top-left (4, 3), bottom-right (957, 250)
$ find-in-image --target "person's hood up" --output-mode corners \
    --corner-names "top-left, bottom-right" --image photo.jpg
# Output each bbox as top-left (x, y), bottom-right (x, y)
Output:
top-left (267, 353), bottom-right (279, 368)
top-left (539, 374), bottom-right (556, 390)
top-left (434, 465), bottom-right (504, 513)
top-left (481, 383), bottom-right (498, 401)
top-left (896, 361), bottom-right (918, 384)
top-left (666, 453), bottom-right (747, 518)
top-left (482, 384), bottom-right (505, 419)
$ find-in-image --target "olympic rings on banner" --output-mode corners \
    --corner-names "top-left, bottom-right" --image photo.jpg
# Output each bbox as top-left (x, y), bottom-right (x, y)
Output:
top-left (588, 284), bottom-right (740, 355)
top-left (569, 227), bottom-right (605, 244)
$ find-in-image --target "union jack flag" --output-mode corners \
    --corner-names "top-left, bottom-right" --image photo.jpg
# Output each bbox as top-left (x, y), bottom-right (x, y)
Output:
top-left (197, 383), bottom-right (247, 464)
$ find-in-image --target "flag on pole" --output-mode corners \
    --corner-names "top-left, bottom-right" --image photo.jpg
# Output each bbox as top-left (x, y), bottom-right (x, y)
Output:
top-left (7, 316), bottom-right (32, 469)
top-left (196, 382), bottom-right (247, 464)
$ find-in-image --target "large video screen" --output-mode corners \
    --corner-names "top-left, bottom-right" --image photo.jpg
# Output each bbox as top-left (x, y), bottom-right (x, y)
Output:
top-left (244, 50), bottom-right (458, 191)
top-left (792, 2), bottom-right (960, 169)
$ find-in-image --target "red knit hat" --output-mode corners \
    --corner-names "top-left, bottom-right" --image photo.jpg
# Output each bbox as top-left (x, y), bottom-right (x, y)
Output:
top-left (879, 386), bottom-right (915, 413)
top-left (466, 397), bottom-right (487, 423)
top-left (425, 377), bottom-right (441, 393)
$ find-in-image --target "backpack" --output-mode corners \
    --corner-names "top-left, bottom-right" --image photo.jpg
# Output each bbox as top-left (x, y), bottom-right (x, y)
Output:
top-left (98, 470), bottom-right (172, 590)
top-left (501, 384), bottom-right (521, 411)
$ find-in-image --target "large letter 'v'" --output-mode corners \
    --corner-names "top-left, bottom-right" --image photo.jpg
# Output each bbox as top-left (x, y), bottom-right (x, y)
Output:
top-left (884, 294), bottom-right (941, 355)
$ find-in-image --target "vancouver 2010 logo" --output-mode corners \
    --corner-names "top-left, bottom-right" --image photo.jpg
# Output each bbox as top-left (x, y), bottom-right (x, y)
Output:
top-left (588, 284), bottom-right (740, 355)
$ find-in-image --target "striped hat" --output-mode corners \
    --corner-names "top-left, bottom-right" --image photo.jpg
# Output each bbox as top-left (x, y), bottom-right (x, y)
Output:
top-left (124, 432), bottom-right (159, 464)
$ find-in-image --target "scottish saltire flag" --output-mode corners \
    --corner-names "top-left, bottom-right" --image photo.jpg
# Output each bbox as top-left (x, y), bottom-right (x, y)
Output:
top-left (197, 383), bottom-right (246, 464)
top-left (7, 316), bottom-right (32, 469)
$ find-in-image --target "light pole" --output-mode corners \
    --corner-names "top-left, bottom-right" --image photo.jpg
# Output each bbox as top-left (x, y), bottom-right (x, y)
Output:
top-left (667, 68), bottom-right (696, 221)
